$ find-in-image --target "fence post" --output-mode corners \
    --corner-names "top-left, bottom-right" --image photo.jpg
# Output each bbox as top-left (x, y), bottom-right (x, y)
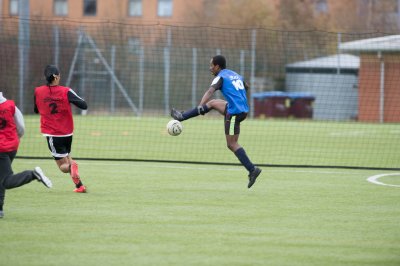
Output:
top-left (337, 32), bottom-right (341, 74)
top-left (54, 25), bottom-right (59, 66)
top-left (139, 46), bottom-right (144, 115)
top-left (18, 0), bottom-right (30, 112)
top-left (164, 28), bottom-right (171, 116)
top-left (192, 47), bottom-right (197, 107)
top-left (110, 45), bottom-right (116, 113)
top-left (250, 29), bottom-right (257, 118)
top-left (240, 50), bottom-right (245, 77)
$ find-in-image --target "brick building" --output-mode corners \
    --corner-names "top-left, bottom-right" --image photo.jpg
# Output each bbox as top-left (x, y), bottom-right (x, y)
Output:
top-left (0, 0), bottom-right (202, 22)
top-left (1, 0), bottom-right (399, 30)
top-left (340, 35), bottom-right (400, 123)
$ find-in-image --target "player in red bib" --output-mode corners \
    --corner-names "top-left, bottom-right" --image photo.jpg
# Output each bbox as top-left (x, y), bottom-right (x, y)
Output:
top-left (0, 92), bottom-right (52, 218)
top-left (34, 65), bottom-right (88, 193)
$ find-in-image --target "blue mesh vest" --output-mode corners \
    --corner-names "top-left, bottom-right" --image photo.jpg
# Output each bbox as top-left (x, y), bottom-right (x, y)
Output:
top-left (218, 69), bottom-right (249, 114)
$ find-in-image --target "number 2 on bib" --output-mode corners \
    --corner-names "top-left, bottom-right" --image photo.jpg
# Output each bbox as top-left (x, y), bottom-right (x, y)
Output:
top-left (49, 102), bottom-right (59, 114)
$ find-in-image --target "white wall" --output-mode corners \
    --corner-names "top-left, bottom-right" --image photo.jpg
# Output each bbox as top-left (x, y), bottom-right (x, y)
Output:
top-left (286, 73), bottom-right (358, 121)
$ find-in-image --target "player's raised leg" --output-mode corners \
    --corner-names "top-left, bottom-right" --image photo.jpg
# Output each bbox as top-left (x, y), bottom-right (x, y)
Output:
top-left (171, 99), bottom-right (226, 121)
top-left (171, 105), bottom-right (209, 121)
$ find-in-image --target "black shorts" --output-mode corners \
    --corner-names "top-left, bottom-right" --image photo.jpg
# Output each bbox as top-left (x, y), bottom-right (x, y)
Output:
top-left (46, 136), bottom-right (73, 160)
top-left (224, 112), bottom-right (247, 135)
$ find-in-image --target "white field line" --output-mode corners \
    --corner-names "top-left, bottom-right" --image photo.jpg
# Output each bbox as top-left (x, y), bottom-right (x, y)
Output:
top-left (367, 173), bottom-right (400, 188)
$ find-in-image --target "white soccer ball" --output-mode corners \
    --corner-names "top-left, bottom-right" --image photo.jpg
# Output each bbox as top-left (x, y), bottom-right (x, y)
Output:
top-left (166, 120), bottom-right (183, 136)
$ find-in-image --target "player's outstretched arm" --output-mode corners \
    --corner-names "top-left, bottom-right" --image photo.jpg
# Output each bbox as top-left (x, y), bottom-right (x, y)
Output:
top-left (68, 89), bottom-right (88, 110)
top-left (199, 87), bottom-right (216, 106)
top-left (14, 107), bottom-right (25, 138)
top-left (33, 95), bottom-right (39, 114)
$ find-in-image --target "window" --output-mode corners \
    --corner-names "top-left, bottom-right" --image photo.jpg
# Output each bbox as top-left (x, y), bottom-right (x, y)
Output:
top-left (129, 0), bottom-right (142, 17)
top-left (128, 37), bottom-right (142, 54)
top-left (9, 0), bottom-right (18, 15)
top-left (387, 0), bottom-right (398, 13)
top-left (54, 0), bottom-right (68, 16)
top-left (315, 0), bottom-right (328, 14)
top-left (83, 0), bottom-right (97, 16)
top-left (157, 0), bottom-right (173, 17)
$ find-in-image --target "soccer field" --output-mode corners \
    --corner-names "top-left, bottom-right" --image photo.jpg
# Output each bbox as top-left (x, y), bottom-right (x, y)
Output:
top-left (1, 159), bottom-right (399, 266)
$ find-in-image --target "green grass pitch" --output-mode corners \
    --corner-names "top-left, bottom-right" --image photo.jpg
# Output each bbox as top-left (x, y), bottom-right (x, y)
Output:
top-left (1, 115), bottom-right (400, 265)
top-left (1, 159), bottom-right (399, 266)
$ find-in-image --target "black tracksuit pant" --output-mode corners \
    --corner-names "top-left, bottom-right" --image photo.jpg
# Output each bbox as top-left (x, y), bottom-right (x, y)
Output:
top-left (0, 151), bottom-right (36, 211)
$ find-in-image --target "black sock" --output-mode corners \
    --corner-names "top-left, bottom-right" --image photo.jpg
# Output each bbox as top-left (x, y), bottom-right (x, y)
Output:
top-left (76, 181), bottom-right (83, 188)
top-left (182, 105), bottom-right (209, 120)
top-left (234, 148), bottom-right (255, 173)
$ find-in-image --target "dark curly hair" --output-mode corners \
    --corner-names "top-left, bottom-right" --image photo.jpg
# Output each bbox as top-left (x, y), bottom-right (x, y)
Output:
top-left (212, 55), bottom-right (226, 69)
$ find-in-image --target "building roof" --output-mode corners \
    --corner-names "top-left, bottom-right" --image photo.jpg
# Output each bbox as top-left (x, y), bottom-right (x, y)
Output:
top-left (286, 54), bottom-right (359, 69)
top-left (339, 35), bottom-right (400, 52)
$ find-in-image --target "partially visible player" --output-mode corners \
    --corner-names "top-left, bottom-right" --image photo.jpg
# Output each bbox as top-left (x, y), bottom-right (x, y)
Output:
top-left (34, 65), bottom-right (88, 193)
top-left (171, 55), bottom-right (262, 188)
top-left (0, 92), bottom-right (52, 218)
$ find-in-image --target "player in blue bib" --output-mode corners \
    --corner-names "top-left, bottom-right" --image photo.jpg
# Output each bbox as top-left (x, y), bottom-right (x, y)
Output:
top-left (171, 55), bottom-right (262, 188)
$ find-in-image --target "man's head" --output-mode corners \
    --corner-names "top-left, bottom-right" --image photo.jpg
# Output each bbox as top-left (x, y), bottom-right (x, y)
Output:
top-left (209, 55), bottom-right (226, 76)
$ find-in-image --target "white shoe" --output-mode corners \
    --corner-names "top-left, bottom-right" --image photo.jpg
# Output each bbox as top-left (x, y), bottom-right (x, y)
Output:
top-left (0, 210), bottom-right (4, 218)
top-left (33, 167), bottom-right (53, 188)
